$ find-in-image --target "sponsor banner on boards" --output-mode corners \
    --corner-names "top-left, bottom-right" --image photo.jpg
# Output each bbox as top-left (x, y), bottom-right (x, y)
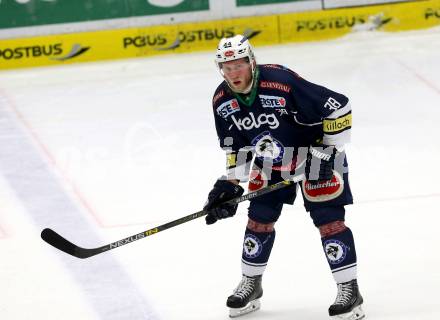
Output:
top-left (1, 0), bottom-right (439, 70)
top-left (237, 0), bottom-right (308, 6)
top-left (279, 0), bottom-right (440, 42)
top-left (0, 16), bottom-right (276, 70)
top-left (323, 0), bottom-right (415, 10)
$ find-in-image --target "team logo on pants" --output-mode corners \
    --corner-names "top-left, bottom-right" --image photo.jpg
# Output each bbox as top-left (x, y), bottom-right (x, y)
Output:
top-left (324, 239), bottom-right (348, 265)
top-left (243, 234), bottom-right (263, 259)
top-left (248, 166), bottom-right (268, 192)
top-left (302, 171), bottom-right (344, 202)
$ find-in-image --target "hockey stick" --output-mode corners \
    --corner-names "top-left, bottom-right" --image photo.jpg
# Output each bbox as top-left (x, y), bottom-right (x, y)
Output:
top-left (41, 173), bottom-right (305, 259)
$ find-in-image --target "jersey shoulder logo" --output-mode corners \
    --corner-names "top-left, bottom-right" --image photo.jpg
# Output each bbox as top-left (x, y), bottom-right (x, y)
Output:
top-left (216, 99), bottom-right (240, 119)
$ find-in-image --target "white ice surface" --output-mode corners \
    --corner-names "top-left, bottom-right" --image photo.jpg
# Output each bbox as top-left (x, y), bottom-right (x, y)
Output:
top-left (1, 27), bottom-right (440, 320)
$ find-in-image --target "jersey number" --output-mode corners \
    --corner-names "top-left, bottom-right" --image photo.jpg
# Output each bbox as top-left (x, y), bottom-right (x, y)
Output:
top-left (324, 97), bottom-right (342, 111)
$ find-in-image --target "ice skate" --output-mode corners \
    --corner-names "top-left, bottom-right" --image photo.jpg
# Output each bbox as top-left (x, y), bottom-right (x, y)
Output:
top-left (329, 279), bottom-right (365, 320)
top-left (227, 275), bottom-right (263, 318)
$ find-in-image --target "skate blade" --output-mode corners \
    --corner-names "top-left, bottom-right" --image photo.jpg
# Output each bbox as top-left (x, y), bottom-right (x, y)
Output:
top-left (229, 299), bottom-right (261, 318)
top-left (331, 305), bottom-right (365, 320)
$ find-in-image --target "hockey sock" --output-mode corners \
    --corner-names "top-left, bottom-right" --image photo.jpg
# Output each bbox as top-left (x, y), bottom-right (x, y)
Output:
top-left (321, 227), bottom-right (357, 283)
top-left (241, 228), bottom-right (275, 277)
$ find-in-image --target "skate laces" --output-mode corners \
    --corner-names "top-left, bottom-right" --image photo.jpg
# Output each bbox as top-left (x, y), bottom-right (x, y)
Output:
top-left (334, 282), bottom-right (354, 305)
top-left (233, 276), bottom-right (256, 299)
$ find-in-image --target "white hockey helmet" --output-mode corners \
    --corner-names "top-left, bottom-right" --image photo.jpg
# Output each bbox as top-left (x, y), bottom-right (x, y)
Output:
top-left (215, 35), bottom-right (257, 91)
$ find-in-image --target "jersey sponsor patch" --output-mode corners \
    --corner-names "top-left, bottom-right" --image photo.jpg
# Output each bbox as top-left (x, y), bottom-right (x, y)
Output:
top-left (324, 239), bottom-right (348, 265)
top-left (231, 112), bottom-right (279, 131)
top-left (302, 171), bottom-right (344, 202)
top-left (263, 64), bottom-right (283, 70)
top-left (323, 113), bottom-right (352, 135)
top-left (216, 99), bottom-right (240, 119)
top-left (259, 95), bottom-right (286, 109)
top-left (251, 131), bottom-right (284, 164)
top-left (260, 81), bottom-right (291, 93)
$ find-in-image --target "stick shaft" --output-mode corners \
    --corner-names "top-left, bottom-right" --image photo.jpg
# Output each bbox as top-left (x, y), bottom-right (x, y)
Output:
top-left (42, 174), bottom-right (304, 258)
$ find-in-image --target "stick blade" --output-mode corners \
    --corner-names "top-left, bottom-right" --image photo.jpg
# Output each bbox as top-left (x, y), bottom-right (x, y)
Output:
top-left (41, 228), bottom-right (85, 258)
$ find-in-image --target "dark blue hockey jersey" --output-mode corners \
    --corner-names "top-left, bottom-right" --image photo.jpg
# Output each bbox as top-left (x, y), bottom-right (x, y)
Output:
top-left (212, 64), bottom-right (352, 181)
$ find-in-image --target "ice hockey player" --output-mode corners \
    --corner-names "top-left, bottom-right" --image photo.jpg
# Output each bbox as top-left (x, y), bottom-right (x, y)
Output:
top-left (203, 35), bottom-right (365, 319)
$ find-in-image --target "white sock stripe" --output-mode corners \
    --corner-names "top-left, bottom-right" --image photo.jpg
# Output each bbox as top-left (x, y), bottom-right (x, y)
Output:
top-left (241, 259), bottom-right (267, 267)
top-left (332, 266), bottom-right (357, 284)
top-left (241, 263), bottom-right (266, 277)
top-left (331, 263), bottom-right (357, 273)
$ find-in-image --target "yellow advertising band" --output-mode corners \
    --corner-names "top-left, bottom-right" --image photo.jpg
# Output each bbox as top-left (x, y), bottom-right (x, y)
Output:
top-left (323, 114), bottom-right (352, 134)
top-left (1, 0), bottom-right (439, 70)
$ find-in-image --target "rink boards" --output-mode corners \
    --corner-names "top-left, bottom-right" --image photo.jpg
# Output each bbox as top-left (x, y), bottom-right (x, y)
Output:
top-left (0, 0), bottom-right (439, 70)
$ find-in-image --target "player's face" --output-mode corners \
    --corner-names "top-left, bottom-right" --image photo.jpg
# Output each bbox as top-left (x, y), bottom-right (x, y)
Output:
top-left (221, 58), bottom-right (253, 92)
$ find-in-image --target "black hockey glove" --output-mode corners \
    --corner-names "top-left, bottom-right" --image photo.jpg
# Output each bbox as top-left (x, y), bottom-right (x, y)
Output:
top-left (305, 145), bottom-right (338, 182)
top-left (204, 179), bottom-right (244, 225)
